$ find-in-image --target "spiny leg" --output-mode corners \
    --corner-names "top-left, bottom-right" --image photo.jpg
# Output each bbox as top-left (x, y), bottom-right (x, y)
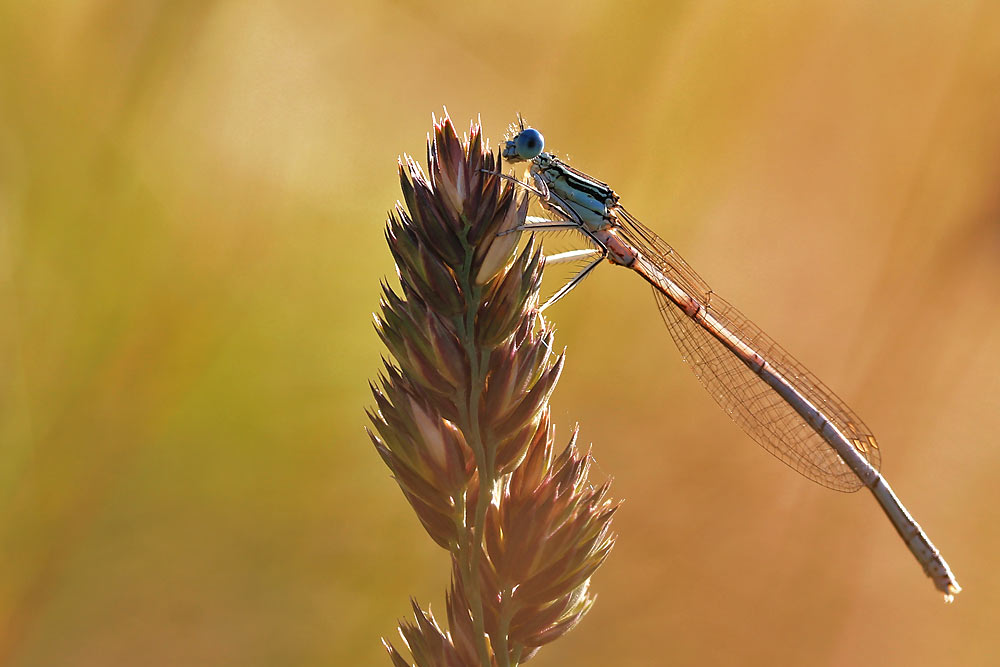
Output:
top-left (540, 243), bottom-right (607, 312)
top-left (543, 248), bottom-right (604, 265)
top-left (482, 169), bottom-right (549, 200)
top-left (501, 216), bottom-right (584, 236)
top-left (486, 167), bottom-right (611, 310)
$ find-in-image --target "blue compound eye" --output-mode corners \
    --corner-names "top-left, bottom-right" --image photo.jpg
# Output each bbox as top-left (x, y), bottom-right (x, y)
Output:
top-left (514, 128), bottom-right (544, 160)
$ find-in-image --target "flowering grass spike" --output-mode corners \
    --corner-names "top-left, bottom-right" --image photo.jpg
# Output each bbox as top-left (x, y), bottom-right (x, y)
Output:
top-left (367, 114), bottom-right (618, 666)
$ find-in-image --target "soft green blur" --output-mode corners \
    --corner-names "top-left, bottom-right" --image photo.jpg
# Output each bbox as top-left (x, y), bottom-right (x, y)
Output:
top-left (2, 2), bottom-right (999, 665)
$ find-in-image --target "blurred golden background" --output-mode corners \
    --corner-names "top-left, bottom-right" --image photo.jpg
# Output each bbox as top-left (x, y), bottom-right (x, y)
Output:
top-left (2, 1), bottom-right (999, 665)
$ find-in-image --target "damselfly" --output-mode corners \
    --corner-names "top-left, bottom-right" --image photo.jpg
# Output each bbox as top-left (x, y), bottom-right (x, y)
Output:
top-left (500, 120), bottom-right (960, 601)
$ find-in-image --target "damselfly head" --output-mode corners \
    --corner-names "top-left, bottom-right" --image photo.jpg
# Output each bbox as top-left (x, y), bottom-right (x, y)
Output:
top-left (502, 126), bottom-right (545, 163)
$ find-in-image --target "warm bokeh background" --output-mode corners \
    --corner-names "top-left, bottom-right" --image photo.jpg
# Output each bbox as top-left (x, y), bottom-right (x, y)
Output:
top-left (2, 1), bottom-right (999, 665)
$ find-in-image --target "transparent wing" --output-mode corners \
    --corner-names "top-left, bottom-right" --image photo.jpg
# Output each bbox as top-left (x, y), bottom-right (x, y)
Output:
top-left (617, 210), bottom-right (880, 492)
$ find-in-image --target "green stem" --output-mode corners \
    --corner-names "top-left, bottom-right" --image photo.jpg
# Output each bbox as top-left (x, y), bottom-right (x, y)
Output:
top-left (494, 587), bottom-right (516, 667)
top-left (454, 220), bottom-right (494, 667)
